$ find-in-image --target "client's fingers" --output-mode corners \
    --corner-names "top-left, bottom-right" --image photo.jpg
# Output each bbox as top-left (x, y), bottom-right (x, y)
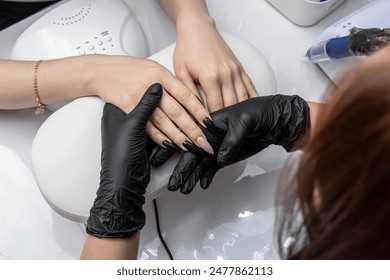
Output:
top-left (157, 90), bottom-right (212, 153)
top-left (201, 80), bottom-right (224, 113)
top-left (241, 72), bottom-right (259, 98)
top-left (221, 79), bottom-right (238, 107)
top-left (162, 70), bottom-right (210, 126)
top-left (146, 121), bottom-right (171, 148)
top-left (150, 106), bottom-right (190, 150)
top-left (175, 68), bottom-right (203, 102)
top-left (233, 76), bottom-right (249, 102)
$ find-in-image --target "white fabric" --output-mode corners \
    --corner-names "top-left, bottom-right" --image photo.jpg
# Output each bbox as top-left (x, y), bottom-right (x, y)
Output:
top-left (0, 146), bottom-right (84, 259)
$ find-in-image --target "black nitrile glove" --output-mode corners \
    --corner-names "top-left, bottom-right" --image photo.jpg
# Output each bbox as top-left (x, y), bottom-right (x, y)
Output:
top-left (150, 140), bottom-right (180, 168)
top-left (213, 94), bottom-right (310, 166)
top-left (86, 83), bottom-right (162, 238)
top-left (167, 95), bottom-right (310, 194)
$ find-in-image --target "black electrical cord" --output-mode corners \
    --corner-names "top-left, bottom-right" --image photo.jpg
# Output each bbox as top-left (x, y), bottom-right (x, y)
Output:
top-left (153, 199), bottom-right (174, 260)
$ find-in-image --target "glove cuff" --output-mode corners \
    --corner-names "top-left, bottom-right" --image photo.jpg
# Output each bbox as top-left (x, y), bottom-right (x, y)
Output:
top-left (273, 95), bottom-right (311, 152)
top-left (86, 185), bottom-right (146, 238)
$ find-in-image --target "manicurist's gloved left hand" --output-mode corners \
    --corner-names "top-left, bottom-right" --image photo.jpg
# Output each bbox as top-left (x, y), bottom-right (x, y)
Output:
top-left (86, 83), bottom-right (162, 238)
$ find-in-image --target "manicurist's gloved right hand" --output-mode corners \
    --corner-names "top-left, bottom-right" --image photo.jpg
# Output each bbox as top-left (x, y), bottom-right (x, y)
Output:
top-left (167, 95), bottom-right (311, 194)
top-left (86, 83), bottom-right (162, 238)
top-left (212, 94), bottom-right (311, 166)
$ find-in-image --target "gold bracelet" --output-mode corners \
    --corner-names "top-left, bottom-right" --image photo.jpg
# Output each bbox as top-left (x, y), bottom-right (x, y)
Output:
top-left (33, 60), bottom-right (46, 115)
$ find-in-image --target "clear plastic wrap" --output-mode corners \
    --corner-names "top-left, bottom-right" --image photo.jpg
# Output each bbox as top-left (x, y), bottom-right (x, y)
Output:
top-left (349, 27), bottom-right (390, 56)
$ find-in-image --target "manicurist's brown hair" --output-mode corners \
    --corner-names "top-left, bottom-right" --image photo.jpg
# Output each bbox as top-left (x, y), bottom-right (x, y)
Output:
top-left (276, 50), bottom-right (390, 259)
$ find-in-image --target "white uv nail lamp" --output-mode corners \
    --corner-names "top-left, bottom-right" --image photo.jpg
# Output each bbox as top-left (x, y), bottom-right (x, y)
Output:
top-left (12, 0), bottom-right (277, 224)
top-left (11, 0), bottom-right (149, 60)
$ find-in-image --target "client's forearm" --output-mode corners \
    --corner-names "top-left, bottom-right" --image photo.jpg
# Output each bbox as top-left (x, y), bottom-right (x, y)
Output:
top-left (157, 0), bottom-right (211, 24)
top-left (0, 56), bottom-right (90, 110)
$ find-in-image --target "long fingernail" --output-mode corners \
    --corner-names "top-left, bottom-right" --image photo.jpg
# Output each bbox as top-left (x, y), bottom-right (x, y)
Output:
top-left (183, 140), bottom-right (205, 157)
top-left (196, 137), bottom-right (214, 155)
top-left (162, 140), bottom-right (181, 153)
top-left (203, 117), bottom-right (217, 130)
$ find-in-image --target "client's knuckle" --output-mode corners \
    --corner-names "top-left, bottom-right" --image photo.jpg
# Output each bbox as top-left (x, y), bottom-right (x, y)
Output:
top-left (177, 87), bottom-right (192, 103)
top-left (152, 110), bottom-right (167, 126)
top-left (168, 103), bottom-right (184, 119)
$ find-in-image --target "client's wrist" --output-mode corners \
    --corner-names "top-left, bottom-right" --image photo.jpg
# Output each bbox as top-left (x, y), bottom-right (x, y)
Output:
top-left (81, 54), bottom-right (107, 98)
top-left (176, 13), bottom-right (215, 36)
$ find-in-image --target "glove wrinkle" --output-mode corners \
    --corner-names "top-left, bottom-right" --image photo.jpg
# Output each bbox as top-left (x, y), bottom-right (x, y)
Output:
top-left (168, 152), bottom-right (200, 191)
top-left (86, 83), bottom-right (162, 238)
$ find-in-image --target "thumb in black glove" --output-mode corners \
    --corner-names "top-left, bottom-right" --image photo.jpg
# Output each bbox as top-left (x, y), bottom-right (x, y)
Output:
top-left (86, 83), bottom-right (162, 238)
top-left (214, 94), bottom-right (310, 167)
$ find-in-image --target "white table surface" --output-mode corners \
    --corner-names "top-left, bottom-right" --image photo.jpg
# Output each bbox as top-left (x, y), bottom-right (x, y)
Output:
top-left (0, 0), bottom-right (375, 259)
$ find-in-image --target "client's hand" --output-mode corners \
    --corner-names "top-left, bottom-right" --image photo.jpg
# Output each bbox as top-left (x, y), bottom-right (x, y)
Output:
top-left (174, 15), bottom-right (258, 112)
top-left (166, 95), bottom-right (311, 194)
top-left (86, 55), bottom-right (213, 154)
top-left (86, 83), bottom-right (162, 238)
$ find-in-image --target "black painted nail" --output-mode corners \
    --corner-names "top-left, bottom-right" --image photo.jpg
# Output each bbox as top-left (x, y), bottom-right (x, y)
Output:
top-left (162, 140), bottom-right (181, 153)
top-left (203, 117), bottom-right (217, 130)
top-left (183, 141), bottom-right (206, 157)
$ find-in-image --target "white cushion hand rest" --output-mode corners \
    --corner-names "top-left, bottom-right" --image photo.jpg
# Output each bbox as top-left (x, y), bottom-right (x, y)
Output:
top-left (31, 33), bottom-right (276, 223)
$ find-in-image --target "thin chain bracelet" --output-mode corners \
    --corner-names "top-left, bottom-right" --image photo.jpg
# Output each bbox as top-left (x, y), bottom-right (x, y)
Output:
top-left (33, 60), bottom-right (46, 115)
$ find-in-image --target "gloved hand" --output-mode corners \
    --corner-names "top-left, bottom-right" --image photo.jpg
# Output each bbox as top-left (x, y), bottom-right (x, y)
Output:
top-left (213, 94), bottom-right (310, 166)
top-left (86, 83), bottom-right (162, 238)
top-left (167, 95), bottom-right (310, 194)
